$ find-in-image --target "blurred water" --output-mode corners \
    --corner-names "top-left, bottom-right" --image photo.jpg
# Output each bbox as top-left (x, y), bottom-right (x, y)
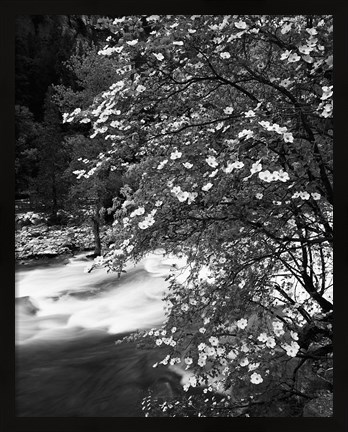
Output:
top-left (15, 251), bottom-right (186, 416)
top-left (15, 251), bottom-right (182, 344)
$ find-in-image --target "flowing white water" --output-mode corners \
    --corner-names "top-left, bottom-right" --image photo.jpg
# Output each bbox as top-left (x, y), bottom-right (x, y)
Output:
top-left (15, 251), bottom-right (183, 345)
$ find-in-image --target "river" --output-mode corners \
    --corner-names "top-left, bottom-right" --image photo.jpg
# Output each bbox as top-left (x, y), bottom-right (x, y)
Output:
top-left (15, 252), bottom-right (187, 416)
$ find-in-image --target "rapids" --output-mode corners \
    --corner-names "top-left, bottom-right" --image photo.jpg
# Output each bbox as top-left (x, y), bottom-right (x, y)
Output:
top-left (15, 251), bottom-right (188, 416)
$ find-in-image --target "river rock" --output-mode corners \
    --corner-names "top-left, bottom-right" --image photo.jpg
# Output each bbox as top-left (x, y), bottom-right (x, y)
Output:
top-left (16, 296), bottom-right (39, 315)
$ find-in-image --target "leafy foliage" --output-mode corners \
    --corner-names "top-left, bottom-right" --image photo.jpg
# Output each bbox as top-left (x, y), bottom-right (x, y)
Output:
top-left (64, 15), bottom-right (333, 416)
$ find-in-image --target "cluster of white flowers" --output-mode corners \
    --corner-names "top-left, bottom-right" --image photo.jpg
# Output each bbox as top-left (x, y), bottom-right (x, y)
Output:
top-left (317, 100), bottom-right (333, 118)
top-left (272, 320), bottom-right (285, 337)
top-left (170, 185), bottom-right (198, 203)
top-left (62, 107), bottom-right (82, 124)
top-left (138, 210), bottom-right (157, 230)
top-left (292, 191), bottom-right (321, 200)
top-left (259, 120), bottom-right (294, 143)
top-left (258, 169), bottom-right (290, 182)
top-left (280, 50), bottom-right (301, 63)
top-left (238, 129), bottom-right (254, 139)
top-left (130, 207), bottom-right (145, 218)
top-left (72, 169), bottom-right (86, 180)
top-left (97, 46), bottom-right (123, 56)
top-left (223, 160), bottom-right (244, 173)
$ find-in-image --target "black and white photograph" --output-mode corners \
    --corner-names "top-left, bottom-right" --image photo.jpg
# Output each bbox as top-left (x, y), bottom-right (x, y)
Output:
top-left (13, 14), bottom-right (334, 419)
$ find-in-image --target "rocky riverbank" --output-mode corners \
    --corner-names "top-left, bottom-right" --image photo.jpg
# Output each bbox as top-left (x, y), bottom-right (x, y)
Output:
top-left (15, 212), bottom-right (111, 263)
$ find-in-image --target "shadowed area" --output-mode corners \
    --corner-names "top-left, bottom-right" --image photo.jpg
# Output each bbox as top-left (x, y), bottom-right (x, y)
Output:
top-left (16, 331), bottom-right (183, 416)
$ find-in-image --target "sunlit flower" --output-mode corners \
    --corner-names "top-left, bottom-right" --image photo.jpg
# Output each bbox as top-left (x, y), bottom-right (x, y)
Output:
top-left (259, 120), bottom-right (271, 129)
top-left (155, 339), bottom-right (162, 346)
top-left (170, 150), bottom-right (182, 160)
top-left (233, 161), bottom-right (244, 169)
top-left (206, 156), bottom-right (218, 168)
top-left (250, 372), bottom-right (263, 384)
top-left (257, 332), bottom-right (268, 343)
top-left (157, 159), bottom-right (168, 170)
top-left (202, 183), bottom-right (213, 191)
top-left (224, 106), bottom-right (234, 115)
top-left (198, 355), bottom-right (207, 367)
top-left (184, 357), bottom-right (193, 365)
top-left (206, 346), bottom-right (216, 357)
top-left (248, 362), bottom-right (260, 372)
top-left (188, 376), bottom-right (197, 387)
top-left (209, 336), bottom-right (219, 346)
top-left (227, 349), bottom-right (237, 360)
top-left (181, 303), bottom-right (189, 312)
top-left (236, 318), bottom-right (248, 329)
top-left (183, 162), bottom-right (193, 169)
top-left (288, 52), bottom-right (301, 62)
top-left (136, 84), bottom-right (146, 92)
top-left (266, 336), bottom-right (276, 348)
top-left (281, 23), bottom-right (292, 34)
top-left (272, 321), bottom-right (284, 331)
top-left (198, 343), bottom-right (206, 351)
top-left (220, 52), bottom-right (231, 59)
top-left (290, 331), bottom-right (299, 341)
top-left (298, 45), bottom-right (312, 55)
top-left (239, 357), bottom-right (249, 367)
top-left (244, 110), bottom-right (255, 117)
top-left (278, 170), bottom-right (290, 182)
top-left (283, 132), bottom-right (294, 143)
top-left (177, 191), bottom-right (190, 202)
top-left (216, 347), bottom-right (225, 356)
top-left (126, 39), bottom-right (138, 46)
top-left (235, 20), bottom-right (247, 29)
top-left (280, 78), bottom-right (292, 87)
top-left (280, 50), bottom-right (292, 60)
top-left (311, 192), bottom-right (321, 200)
top-left (153, 52), bottom-right (164, 61)
top-left (250, 161), bottom-right (262, 174)
top-left (258, 170), bottom-right (273, 182)
top-left (299, 191), bottom-right (310, 200)
top-left (255, 193), bottom-right (263, 199)
top-left (199, 327), bottom-right (206, 334)
top-left (238, 129), bottom-right (254, 139)
top-left (306, 27), bottom-right (318, 36)
top-left (282, 341), bottom-right (300, 357)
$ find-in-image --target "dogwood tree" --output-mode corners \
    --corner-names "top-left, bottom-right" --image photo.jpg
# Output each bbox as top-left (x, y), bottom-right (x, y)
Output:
top-left (65, 15), bottom-right (333, 416)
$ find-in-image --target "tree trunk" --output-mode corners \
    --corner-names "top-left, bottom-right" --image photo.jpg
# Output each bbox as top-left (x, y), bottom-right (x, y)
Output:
top-left (91, 211), bottom-right (101, 256)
